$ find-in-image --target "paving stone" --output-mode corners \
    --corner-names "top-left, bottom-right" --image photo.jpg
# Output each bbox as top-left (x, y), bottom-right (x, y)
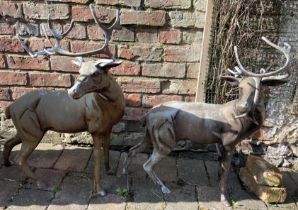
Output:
top-left (155, 156), bottom-right (178, 183)
top-left (126, 178), bottom-right (165, 210)
top-left (25, 168), bottom-right (67, 190)
top-left (28, 143), bottom-right (64, 168)
top-left (0, 165), bottom-right (26, 182)
top-left (54, 145), bottom-right (92, 172)
top-left (267, 196), bottom-right (297, 210)
top-left (205, 160), bottom-right (220, 187)
top-left (164, 183), bottom-right (198, 210)
top-left (177, 157), bottom-right (208, 186)
top-left (47, 173), bottom-right (92, 210)
top-left (0, 180), bottom-right (20, 208)
top-left (117, 152), bottom-right (148, 178)
top-left (87, 194), bottom-right (126, 210)
top-left (197, 185), bottom-right (227, 210)
top-left (86, 150), bottom-right (120, 175)
top-left (228, 171), bottom-right (267, 210)
top-left (6, 188), bottom-right (52, 210)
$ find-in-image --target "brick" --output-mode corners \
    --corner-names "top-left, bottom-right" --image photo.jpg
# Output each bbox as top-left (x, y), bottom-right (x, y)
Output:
top-left (145, 0), bottom-right (191, 9)
top-left (0, 88), bottom-right (12, 101)
top-left (0, 101), bottom-right (12, 112)
top-left (40, 22), bottom-right (62, 37)
top-left (0, 22), bottom-right (14, 35)
top-left (0, 71), bottom-right (28, 86)
top-left (117, 77), bottom-right (161, 93)
top-left (162, 79), bottom-right (197, 95)
top-left (0, 38), bottom-right (24, 53)
top-left (0, 2), bottom-right (22, 18)
top-left (71, 41), bottom-right (116, 58)
top-left (182, 30), bottom-right (203, 44)
top-left (110, 61), bottom-right (140, 76)
top-left (123, 107), bottom-right (149, 120)
top-left (11, 87), bottom-right (36, 100)
top-left (29, 73), bottom-right (71, 87)
top-left (136, 30), bottom-right (158, 43)
top-left (23, 3), bottom-right (70, 20)
top-left (120, 10), bottom-right (166, 26)
top-left (187, 63), bottom-right (199, 78)
top-left (185, 96), bottom-right (195, 102)
top-left (0, 55), bottom-right (6, 69)
top-left (17, 22), bottom-right (39, 36)
top-left (163, 44), bottom-right (201, 62)
top-left (64, 23), bottom-right (86, 40)
top-left (194, 0), bottom-right (207, 12)
top-left (159, 29), bottom-right (182, 44)
top-left (119, 45), bottom-right (163, 62)
top-left (72, 6), bottom-right (117, 23)
top-left (7, 55), bottom-right (49, 71)
top-left (124, 93), bottom-right (141, 107)
top-left (143, 95), bottom-right (183, 107)
top-left (28, 38), bottom-right (69, 52)
top-left (95, 0), bottom-right (141, 7)
top-left (72, 0), bottom-right (90, 3)
top-left (112, 27), bottom-right (135, 42)
top-left (50, 56), bottom-right (80, 72)
top-left (169, 11), bottom-right (206, 28)
top-left (87, 25), bottom-right (105, 40)
top-left (142, 63), bottom-right (186, 78)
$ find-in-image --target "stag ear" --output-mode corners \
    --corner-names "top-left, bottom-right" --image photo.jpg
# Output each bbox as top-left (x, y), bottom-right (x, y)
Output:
top-left (261, 74), bottom-right (290, 86)
top-left (95, 59), bottom-right (122, 70)
top-left (220, 76), bottom-right (240, 86)
top-left (72, 57), bottom-right (85, 67)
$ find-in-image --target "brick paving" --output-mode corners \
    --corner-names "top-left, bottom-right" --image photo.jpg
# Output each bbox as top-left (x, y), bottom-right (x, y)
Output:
top-left (0, 143), bottom-right (297, 210)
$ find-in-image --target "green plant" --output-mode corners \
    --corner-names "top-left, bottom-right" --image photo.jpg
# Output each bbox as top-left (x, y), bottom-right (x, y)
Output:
top-left (115, 187), bottom-right (128, 197)
top-left (231, 199), bottom-right (238, 208)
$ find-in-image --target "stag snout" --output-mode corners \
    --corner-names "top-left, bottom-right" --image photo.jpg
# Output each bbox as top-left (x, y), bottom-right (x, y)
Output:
top-left (68, 82), bottom-right (82, 99)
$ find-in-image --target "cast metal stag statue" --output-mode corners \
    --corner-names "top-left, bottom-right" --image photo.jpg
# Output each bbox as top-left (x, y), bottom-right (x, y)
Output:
top-left (3, 4), bottom-right (123, 196)
top-left (124, 37), bottom-right (291, 205)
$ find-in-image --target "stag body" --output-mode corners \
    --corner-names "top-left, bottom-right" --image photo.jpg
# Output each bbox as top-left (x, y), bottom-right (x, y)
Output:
top-left (125, 37), bottom-right (291, 205)
top-left (3, 59), bottom-right (124, 196)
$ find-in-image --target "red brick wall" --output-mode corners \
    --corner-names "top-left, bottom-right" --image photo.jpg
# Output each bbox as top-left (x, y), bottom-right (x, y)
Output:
top-left (0, 0), bottom-right (206, 124)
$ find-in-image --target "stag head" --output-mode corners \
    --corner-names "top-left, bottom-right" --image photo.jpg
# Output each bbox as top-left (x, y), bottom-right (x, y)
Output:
top-left (68, 59), bottom-right (122, 99)
top-left (221, 37), bottom-right (291, 118)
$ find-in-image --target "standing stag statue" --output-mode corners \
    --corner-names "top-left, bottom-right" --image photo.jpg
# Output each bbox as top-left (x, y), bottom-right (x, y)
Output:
top-left (3, 4), bottom-right (123, 196)
top-left (124, 37), bottom-right (291, 205)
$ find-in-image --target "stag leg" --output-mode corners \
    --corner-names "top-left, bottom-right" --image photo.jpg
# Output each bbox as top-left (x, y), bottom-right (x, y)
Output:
top-left (143, 149), bottom-right (171, 194)
top-left (103, 133), bottom-right (113, 175)
top-left (219, 147), bottom-right (233, 206)
top-left (123, 131), bottom-right (151, 175)
top-left (92, 134), bottom-right (106, 196)
top-left (3, 134), bottom-right (22, 166)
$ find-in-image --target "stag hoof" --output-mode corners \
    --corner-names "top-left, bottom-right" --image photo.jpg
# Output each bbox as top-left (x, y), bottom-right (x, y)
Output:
top-left (96, 190), bottom-right (107, 197)
top-left (37, 180), bottom-right (48, 189)
top-left (161, 185), bottom-right (171, 194)
top-left (220, 194), bottom-right (231, 207)
top-left (4, 160), bottom-right (12, 167)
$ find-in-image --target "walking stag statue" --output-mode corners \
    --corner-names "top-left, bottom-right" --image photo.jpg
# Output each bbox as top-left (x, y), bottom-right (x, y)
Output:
top-left (3, 4), bottom-right (123, 197)
top-left (124, 37), bottom-right (291, 205)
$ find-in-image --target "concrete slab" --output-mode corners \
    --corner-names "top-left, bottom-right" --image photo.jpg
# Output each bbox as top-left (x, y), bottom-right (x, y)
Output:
top-left (197, 185), bottom-right (227, 210)
top-left (88, 194), bottom-right (126, 210)
top-left (47, 173), bottom-right (92, 210)
top-left (164, 183), bottom-right (198, 210)
top-left (0, 165), bottom-right (26, 182)
top-left (28, 143), bottom-right (64, 169)
top-left (0, 180), bottom-right (20, 208)
top-left (155, 155), bottom-right (178, 183)
top-left (177, 157), bottom-right (208, 186)
top-left (205, 160), bottom-right (220, 187)
top-left (6, 189), bottom-right (53, 210)
top-left (54, 145), bottom-right (92, 172)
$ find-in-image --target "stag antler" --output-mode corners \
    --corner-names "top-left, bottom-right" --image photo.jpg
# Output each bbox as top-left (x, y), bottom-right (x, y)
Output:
top-left (17, 4), bottom-right (119, 57)
top-left (233, 37), bottom-right (291, 77)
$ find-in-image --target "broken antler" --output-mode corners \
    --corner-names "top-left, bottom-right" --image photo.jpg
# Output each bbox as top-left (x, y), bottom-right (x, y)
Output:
top-left (17, 4), bottom-right (119, 57)
top-left (233, 37), bottom-right (291, 77)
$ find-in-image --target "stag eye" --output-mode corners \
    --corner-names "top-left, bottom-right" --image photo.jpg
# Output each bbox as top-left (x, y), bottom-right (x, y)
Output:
top-left (92, 71), bottom-right (100, 77)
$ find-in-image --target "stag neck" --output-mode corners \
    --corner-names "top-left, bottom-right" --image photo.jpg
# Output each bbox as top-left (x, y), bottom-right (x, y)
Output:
top-left (98, 75), bottom-right (124, 104)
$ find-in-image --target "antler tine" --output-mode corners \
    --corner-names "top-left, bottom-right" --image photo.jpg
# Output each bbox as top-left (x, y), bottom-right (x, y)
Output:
top-left (17, 4), bottom-right (119, 57)
top-left (233, 37), bottom-right (291, 77)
